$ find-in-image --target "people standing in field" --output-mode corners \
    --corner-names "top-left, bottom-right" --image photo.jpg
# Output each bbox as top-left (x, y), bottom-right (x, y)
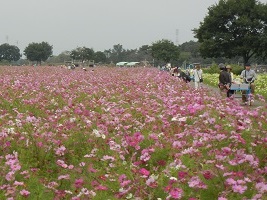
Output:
top-left (193, 64), bottom-right (203, 89)
top-left (240, 63), bottom-right (257, 103)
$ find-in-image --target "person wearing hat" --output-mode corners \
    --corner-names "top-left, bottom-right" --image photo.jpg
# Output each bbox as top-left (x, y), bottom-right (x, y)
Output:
top-left (218, 63), bottom-right (226, 71)
top-left (240, 63), bottom-right (257, 103)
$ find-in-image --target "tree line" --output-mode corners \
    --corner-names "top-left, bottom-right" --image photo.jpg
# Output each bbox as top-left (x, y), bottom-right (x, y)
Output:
top-left (1, 0), bottom-right (267, 67)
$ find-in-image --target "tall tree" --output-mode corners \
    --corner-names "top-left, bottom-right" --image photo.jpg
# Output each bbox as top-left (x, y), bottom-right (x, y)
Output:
top-left (24, 42), bottom-right (53, 65)
top-left (109, 44), bottom-right (125, 63)
top-left (70, 47), bottom-right (94, 62)
top-left (0, 43), bottom-right (21, 62)
top-left (194, 0), bottom-right (267, 64)
top-left (151, 39), bottom-right (180, 63)
top-left (137, 45), bottom-right (153, 61)
top-left (179, 40), bottom-right (200, 58)
top-left (94, 51), bottom-right (107, 63)
top-left (46, 51), bottom-right (71, 64)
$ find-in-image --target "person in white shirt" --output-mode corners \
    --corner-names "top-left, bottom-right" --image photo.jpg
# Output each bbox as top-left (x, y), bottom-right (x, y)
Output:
top-left (193, 65), bottom-right (203, 89)
top-left (240, 63), bottom-right (257, 103)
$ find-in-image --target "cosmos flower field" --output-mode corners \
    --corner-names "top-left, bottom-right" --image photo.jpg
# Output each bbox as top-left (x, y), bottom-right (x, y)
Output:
top-left (0, 66), bottom-right (267, 200)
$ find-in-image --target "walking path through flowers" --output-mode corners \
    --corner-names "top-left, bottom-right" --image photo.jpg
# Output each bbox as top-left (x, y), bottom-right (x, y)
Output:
top-left (0, 66), bottom-right (267, 200)
top-left (193, 81), bottom-right (266, 108)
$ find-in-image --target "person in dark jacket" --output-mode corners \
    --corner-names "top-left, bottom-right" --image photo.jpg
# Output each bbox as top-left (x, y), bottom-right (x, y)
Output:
top-left (218, 63), bottom-right (233, 97)
top-left (177, 68), bottom-right (191, 82)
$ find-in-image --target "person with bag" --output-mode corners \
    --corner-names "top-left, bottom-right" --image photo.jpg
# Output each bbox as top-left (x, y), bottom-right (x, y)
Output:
top-left (240, 63), bottom-right (257, 103)
top-left (193, 64), bottom-right (203, 89)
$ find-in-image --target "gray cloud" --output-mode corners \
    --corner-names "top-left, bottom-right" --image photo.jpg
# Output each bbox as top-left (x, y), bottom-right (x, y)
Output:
top-left (1, 0), bottom-right (267, 55)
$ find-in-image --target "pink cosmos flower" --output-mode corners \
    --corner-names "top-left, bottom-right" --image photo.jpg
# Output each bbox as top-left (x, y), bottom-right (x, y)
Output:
top-left (5, 171), bottom-right (15, 181)
top-left (203, 170), bottom-right (213, 180)
top-left (188, 176), bottom-right (207, 189)
top-left (207, 117), bottom-right (216, 124)
top-left (121, 180), bottom-right (131, 187)
top-left (218, 197), bottom-right (228, 200)
top-left (125, 132), bottom-right (144, 150)
top-left (95, 185), bottom-right (108, 191)
top-left (225, 178), bottom-right (236, 185)
top-left (232, 184), bottom-right (247, 194)
top-left (178, 171), bottom-right (188, 179)
top-left (140, 149), bottom-right (151, 162)
top-left (68, 165), bottom-right (74, 169)
top-left (55, 145), bottom-right (66, 156)
top-left (170, 188), bottom-right (183, 199)
top-left (13, 181), bottom-right (24, 186)
top-left (74, 178), bottom-right (84, 188)
top-left (56, 160), bottom-right (68, 168)
top-left (118, 174), bottom-right (131, 187)
top-left (88, 164), bottom-right (98, 173)
top-left (20, 189), bottom-right (30, 197)
top-left (252, 194), bottom-right (263, 200)
top-left (139, 168), bottom-right (150, 177)
top-left (58, 174), bottom-right (70, 180)
top-left (255, 182), bottom-right (267, 193)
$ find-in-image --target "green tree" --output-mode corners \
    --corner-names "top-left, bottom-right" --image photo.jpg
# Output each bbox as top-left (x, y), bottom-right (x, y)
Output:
top-left (94, 51), bottom-right (107, 63)
top-left (46, 51), bottom-right (71, 64)
top-left (0, 43), bottom-right (21, 62)
top-left (70, 47), bottom-right (94, 62)
top-left (24, 42), bottom-right (53, 65)
top-left (109, 44), bottom-right (125, 63)
top-left (137, 45), bottom-right (153, 62)
top-left (151, 39), bottom-right (180, 63)
top-left (57, 51), bottom-right (71, 63)
top-left (179, 40), bottom-right (200, 58)
top-left (194, 0), bottom-right (267, 64)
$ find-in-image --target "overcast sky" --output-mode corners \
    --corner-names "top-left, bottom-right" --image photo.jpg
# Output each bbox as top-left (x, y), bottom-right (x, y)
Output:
top-left (1, 0), bottom-right (267, 55)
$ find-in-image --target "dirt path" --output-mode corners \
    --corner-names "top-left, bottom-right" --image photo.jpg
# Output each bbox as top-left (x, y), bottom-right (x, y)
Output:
top-left (190, 82), bottom-right (266, 108)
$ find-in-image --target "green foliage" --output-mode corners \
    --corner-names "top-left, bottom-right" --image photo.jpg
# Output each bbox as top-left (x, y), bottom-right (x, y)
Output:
top-left (230, 64), bottom-right (244, 75)
top-left (151, 39), bottom-right (180, 63)
top-left (94, 51), bottom-right (107, 63)
top-left (70, 47), bottom-right (94, 62)
top-left (109, 44), bottom-right (125, 64)
top-left (202, 63), bottom-right (220, 74)
top-left (0, 43), bottom-right (21, 62)
top-left (194, 0), bottom-right (267, 64)
top-left (24, 42), bottom-right (53, 64)
top-left (179, 52), bottom-right (191, 61)
top-left (46, 51), bottom-right (71, 64)
top-left (203, 63), bottom-right (243, 75)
